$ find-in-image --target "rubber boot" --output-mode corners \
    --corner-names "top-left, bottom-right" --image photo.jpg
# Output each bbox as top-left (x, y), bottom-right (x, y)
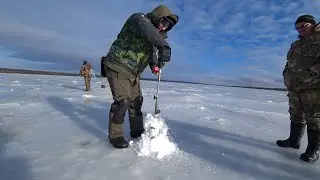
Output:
top-left (300, 130), bottom-right (320, 163)
top-left (130, 130), bottom-right (145, 139)
top-left (108, 99), bottom-right (130, 149)
top-left (276, 122), bottom-right (305, 149)
top-left (128, 96), bottom-right (145, 139)
top-left (109, 137), bottom-right (129, 149)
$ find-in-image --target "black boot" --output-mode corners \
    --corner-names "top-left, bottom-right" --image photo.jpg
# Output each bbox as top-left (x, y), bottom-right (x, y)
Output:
top-left (276, 122), bottom-right (305, 149)
top-left (128, 96), bottom-right (145, 139)
top-left (130, 129), bottom-right (145, 139)
top-left (108, 99), bottom-right (130, 149)
top-left (300, 130), bottom-right (320, 163)
top-left (109, 137), bottom-right (129, 149)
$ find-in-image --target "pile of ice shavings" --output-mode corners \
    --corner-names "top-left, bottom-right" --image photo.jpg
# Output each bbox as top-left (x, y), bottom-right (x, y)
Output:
top-left (129, 113), bottom-right (178, 159)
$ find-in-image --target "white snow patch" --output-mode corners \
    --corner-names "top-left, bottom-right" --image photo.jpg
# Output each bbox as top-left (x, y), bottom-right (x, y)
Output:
top-left (201, 116), bottom-right (225, 122)
top-left (199, 106), bottom-right (207, 111)
top-left (129, 113), bottom-right (178, 159)
top-left (12, 80), bottom-right (20, 83)
top-left (11, 80), bottom-right (21, 86)
top-left (0, 102), bottom-right (20, 107)
top-left (64, 97), bottom-right (73, 101)
top-left (72, 81), bottom-right (77, 84)
top-left (192, 93), bottom-right (203, 97)
top-left (82, 94), bottom-right (94, 99)
top-left (184, 96), bottom-right (203, 103)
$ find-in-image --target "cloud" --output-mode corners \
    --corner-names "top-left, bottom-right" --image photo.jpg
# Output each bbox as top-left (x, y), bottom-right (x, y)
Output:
top-left (0, 0), bottom-right (320, 87)
top-left (164, 0), bottom-right (320, 86)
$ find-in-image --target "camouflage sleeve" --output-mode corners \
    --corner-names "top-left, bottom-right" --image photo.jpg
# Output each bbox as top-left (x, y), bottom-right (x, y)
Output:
top-left (149, 46), bottom-right (166, 69)
top-left (129, 13), bottom-right (171, 62)
top-left (283, 62), bottom-right (288, 77)
top-left (100, 56), bottom-right (107, 77)
top-left (283, 41), bottom-right (294, 77)
top-left (310, 64), bottom-right (320, 75)
top-left (310, 57), bottom-right (320, 76)
top-left (149, 46), bottom-right (158, 69)
top-left (79, 66), bottom-right (84, 76)
top-left (282, 61), bottom-right (291, 88)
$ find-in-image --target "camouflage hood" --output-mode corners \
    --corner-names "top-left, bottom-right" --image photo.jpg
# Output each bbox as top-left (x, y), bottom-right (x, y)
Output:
top-left (146, 5), bottom-right (179, 37)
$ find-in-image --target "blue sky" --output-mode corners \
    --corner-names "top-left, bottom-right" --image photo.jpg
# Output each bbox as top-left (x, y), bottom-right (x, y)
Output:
top-left (1, 0), bottom-right (320, 87)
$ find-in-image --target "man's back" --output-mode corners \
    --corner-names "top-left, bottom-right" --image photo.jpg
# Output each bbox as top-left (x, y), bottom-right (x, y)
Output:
top-left (80, 63), bottom-right (92, 77)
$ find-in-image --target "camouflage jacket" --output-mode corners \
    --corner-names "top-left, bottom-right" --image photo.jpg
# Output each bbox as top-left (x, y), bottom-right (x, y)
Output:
top-left (283, 23), bottom-right (320, 91)
top-left (103, 5), bottom-right (178, 82)
top-left (80, 63), bottom-right (93, 77)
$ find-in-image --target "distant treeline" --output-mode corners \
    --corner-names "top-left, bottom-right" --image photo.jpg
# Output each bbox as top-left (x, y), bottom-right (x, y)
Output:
top-left (0, 68), bottom-right (287, 91)
top-left (0, 68), bottom-right (78, 76)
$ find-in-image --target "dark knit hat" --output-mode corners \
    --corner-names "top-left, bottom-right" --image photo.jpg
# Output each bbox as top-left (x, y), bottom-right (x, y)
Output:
top-left (295, 14), bottom-right (316, 25)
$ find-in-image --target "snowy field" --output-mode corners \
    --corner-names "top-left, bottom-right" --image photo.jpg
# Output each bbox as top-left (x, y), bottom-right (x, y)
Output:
top-left (0, 73), bottom-right (319, 180)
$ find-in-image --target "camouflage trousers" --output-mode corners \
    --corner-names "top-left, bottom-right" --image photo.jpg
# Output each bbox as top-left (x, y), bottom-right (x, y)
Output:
top-left (105, 67), bottom-right (144, 139)
top-left (84, 76), bottom-right (91, 91)
top-left (288, 90), bottom-right (320, 131)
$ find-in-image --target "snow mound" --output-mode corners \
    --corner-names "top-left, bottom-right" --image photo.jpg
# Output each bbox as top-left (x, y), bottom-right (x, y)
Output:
top-left (129, 113), bottom-right (178, 159)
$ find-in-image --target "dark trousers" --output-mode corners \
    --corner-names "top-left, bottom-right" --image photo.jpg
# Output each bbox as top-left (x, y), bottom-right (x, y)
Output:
top-left (105, 68), bottom-right (144, 139)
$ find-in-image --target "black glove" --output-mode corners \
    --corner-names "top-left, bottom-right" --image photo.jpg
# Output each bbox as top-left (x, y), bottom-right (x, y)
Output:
top-left (158, 46), bottom-right (171, 62)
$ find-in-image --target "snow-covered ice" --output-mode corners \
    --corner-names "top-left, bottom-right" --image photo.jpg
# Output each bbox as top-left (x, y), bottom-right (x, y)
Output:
top-left (0, 73), bottom-right (319, 180)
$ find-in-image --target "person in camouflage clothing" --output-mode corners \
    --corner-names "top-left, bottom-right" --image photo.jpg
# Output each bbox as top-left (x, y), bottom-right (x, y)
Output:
top-left (79, 61), bottom-right (94, 91)
top-left (276, 15), bottom-right (320, 163)
top-left (101, 5), bottom-right (179, 148)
